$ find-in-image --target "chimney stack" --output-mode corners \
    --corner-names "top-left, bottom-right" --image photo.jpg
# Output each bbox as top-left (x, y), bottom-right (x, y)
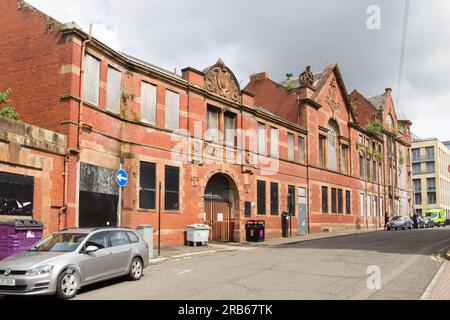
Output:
top-left (250, 72), bottom-right (269, 82)
top-left (385, 88), bottom-right (392, 94)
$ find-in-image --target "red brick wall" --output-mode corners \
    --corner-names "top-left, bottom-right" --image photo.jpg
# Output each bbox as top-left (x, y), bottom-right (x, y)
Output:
top-left (0, 0), bottom-right (75, 136)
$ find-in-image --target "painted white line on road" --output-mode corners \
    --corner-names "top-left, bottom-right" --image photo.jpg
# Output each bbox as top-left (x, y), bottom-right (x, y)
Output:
top-left (420, 260), bottom-right (447, 300)
top-left (177, 269), bottom-right (192, 275)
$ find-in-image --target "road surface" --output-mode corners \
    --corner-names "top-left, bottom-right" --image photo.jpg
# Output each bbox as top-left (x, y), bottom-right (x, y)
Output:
top-left (72, 227), bottom-right (450, 300)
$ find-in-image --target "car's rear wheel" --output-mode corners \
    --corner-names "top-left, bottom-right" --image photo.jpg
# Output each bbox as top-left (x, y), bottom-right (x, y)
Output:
top-left (128, 258), bottom-right (143, 281)
top-left (55, 270), bottom-right (78, 300)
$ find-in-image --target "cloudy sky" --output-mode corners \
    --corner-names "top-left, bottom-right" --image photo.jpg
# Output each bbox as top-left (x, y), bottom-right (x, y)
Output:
top-left (27, 0), bottom-right (450, 140)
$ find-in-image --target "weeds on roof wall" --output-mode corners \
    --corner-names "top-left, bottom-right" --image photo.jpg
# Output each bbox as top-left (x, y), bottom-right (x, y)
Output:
top-left (0, 89), bottom-right (20, 121)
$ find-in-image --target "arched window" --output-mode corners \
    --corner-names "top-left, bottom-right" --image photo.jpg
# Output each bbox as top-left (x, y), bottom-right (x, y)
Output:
top-left (386, 114), bottom-right (394, 130)
top-left (327, 121), bottom-right (339, 171)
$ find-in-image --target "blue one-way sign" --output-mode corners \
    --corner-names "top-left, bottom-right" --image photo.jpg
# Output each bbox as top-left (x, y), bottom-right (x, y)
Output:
top-left (116, 169), bottom-right (128, 187)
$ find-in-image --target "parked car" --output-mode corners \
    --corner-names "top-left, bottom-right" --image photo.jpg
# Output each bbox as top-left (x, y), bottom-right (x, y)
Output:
top-left (0, 227), bottom-right (149, 299)
top-left (386, 216), bottom-right (412, 230)
top-left (418, 216), bottom-right (434, 229)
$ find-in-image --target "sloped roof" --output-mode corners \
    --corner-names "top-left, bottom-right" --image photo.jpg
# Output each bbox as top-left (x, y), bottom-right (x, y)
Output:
top-left (119, 52), bottom-right (182, 79)
top-left (367, 93), bottom-right (387, 110)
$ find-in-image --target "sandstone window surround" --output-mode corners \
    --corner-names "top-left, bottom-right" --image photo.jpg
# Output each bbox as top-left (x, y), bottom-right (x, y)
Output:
top-left (165, 90), bottom-right (180, 131)
top-left (83, 53), bottom-right (100, 106)
top-left (141, 82), bottom-right (157, 125)
top-left (106, 66), bottom-right (122, 114)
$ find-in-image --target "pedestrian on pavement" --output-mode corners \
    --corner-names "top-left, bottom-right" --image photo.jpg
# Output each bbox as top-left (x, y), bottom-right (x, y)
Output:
top-left (413, 212), bottom-right (418, 229)
top-left (384, 212), bottom-right (390, 230)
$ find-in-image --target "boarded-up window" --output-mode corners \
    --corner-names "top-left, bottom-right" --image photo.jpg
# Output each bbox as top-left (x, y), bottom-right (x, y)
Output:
top-left (257, 180), bottom-right (266, 215)
top-left (270, 182), bottom-right (279, 216)
top-left (287, 133), bottom-right (295, 161)
top-left (257, 122), bottom-right (266, 155)
top-left (206, 107), bottom-right (219, 141)
top-left (360, 193), bottom-right (365, 216)
top-left (165, 90), bottom-right (180, 131)
top-left (139, 162), bottom-right (156, 210)
top-left (298, 136), bottom-right (305, 163)
top-left (367, 194), bottom-right (372, 216)
top-left (341, 145), bottom-right (348, 174)
top-left (224, 112), bottom-right (236, 146)
top-left (270, 127), bottom-right (279, 158)
top-left (106, 67), bottom-right (122, 114)
top-left (83, 54), bottom-right (100, 105)
top-left (327, 122), bottom-right (338, 171)
top-left (141, 82), bottom-right (157, 124)
top-left (164, 166), bottom-right (179, 210)
top-left (322, 186), bottom-right (328, 214)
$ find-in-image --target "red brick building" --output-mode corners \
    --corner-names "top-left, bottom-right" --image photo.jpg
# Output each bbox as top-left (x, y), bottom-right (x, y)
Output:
top-left (0, 0), bottom-right (412, 247)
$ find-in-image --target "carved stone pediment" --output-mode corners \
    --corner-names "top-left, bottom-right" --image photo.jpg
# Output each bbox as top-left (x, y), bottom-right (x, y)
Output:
top-left (326, 78), bottom-right (341, 112)
top-left (204, 59), bottom-right (240, 103)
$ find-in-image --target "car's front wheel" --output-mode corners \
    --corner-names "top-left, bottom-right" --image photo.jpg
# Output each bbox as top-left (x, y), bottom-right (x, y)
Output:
top-left (55, 270), bottom-right (78, 300)
top-left (128, 258), bottom-right (143, 281)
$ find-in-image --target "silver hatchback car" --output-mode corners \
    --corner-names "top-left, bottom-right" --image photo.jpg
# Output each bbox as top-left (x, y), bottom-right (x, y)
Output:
top-left (0, 228), bottom-right (149, 299)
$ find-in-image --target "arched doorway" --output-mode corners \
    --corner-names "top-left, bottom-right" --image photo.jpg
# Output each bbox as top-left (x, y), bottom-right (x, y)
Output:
top-left (204, 173), bottom-right (238, 242)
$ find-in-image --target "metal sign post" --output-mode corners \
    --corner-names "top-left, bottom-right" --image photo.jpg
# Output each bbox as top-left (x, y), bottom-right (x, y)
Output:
top-left (115, 164), bottom-right (128, 228)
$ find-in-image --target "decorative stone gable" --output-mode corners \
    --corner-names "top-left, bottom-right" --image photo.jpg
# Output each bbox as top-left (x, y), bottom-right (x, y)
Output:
top-left (325, 77), bottom-right (341, 113)
top-left (204, 59), bottom-right (240, 103)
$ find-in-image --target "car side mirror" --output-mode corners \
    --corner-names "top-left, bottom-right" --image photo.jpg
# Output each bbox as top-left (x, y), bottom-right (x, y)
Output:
top-left (84, 245), bottom-right (99, 254)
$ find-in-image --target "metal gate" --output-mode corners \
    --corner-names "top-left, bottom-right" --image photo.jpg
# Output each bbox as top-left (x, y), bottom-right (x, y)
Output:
top-left (204, 199), bottom-right (233, 242)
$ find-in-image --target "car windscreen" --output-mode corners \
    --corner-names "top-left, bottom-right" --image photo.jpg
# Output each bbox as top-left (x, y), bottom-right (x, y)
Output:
top-left (392, 216), bottom-right (403, 221)
top-left (427, 213), bottom-right (438, 218)
top-left (28, 233), bottom-right (87, 252)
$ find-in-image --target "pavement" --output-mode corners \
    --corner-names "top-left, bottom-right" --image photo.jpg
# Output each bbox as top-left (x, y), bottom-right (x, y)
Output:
top-left (69, 227), bottom-right (450, 300)
top-left (420, 248), bottom-right (450, 300)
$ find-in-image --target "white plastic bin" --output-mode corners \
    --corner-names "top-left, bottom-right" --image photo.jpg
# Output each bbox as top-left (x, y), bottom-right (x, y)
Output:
top-left (186, 224), bottom-right (210, 246)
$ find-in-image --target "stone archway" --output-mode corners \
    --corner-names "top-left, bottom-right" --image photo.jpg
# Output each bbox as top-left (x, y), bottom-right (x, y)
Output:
top-left (204, 173), bottom-right (240, 242)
